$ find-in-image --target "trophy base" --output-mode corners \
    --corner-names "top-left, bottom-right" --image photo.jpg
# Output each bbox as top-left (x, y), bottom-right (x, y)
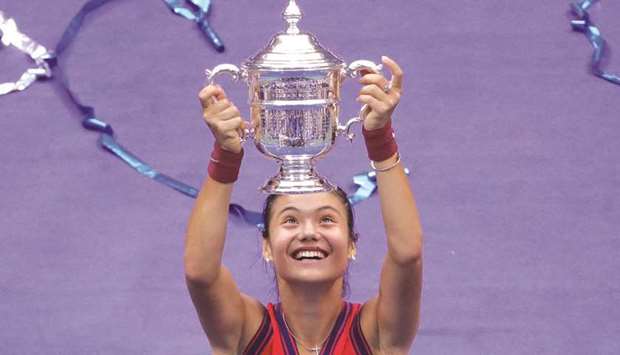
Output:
top-left (260, 157), bottom-right (335, 194)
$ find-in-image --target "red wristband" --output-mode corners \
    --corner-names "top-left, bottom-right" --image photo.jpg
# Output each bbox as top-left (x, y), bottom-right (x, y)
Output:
top-left (207, 142), bottom-right (244, 184)
top-left (362, 120), bottom-right (398, 162)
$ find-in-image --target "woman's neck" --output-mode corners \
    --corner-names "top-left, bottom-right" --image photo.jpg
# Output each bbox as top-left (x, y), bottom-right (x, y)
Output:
top-left (278, 279), bottom-right (344, 350)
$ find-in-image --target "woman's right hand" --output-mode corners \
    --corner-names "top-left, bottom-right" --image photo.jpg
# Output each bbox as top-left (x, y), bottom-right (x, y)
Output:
top-left (198, 85), bottom-right (244, 154)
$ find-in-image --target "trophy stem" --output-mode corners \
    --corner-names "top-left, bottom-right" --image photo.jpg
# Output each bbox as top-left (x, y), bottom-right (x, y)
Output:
top-left (261, 157), bottom-right (335, 194)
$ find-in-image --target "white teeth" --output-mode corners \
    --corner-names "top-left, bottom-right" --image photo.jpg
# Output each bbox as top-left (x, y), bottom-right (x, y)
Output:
top-left (294, 250), bottom-right (326, 260)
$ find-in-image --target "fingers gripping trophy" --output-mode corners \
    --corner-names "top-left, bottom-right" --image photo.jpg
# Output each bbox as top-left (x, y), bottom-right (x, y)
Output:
top-left (201, 0), bottom-right (402, 194)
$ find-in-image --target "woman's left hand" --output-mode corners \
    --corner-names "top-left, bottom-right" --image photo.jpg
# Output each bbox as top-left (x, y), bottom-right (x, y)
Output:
top-left (356, 56), bottom-right (404, 130)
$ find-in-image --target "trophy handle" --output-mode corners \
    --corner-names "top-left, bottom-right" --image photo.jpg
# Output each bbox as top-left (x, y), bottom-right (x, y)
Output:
top-left (204, 64), bottom-right (255, 143)
top-left (337, 109), bottom-right (367, 142)
top-left (337, 60), bottom-right (383, 142)
top-left (343, 60), bottom-right (383, 79)
top-left (206, 63), bottom-right (243, 83)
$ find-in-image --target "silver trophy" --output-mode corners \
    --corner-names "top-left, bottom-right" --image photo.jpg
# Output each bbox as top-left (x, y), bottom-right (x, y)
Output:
top-left (206, 0), bottom-right (382, 194)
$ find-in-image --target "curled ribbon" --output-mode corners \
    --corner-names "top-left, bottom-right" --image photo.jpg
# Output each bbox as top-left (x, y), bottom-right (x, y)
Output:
top-left (570, 0), bottom-right (620, 85)
top-left (41, 0), bottom-right (259, 226)
top-left (0, 11), bottom-right (52, 95)
top-left (163, 0), bottom-right (225, 52)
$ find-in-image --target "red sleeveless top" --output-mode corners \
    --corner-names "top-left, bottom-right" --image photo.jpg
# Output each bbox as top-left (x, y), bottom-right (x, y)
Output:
top-left (243, 302), bottom-right (373, 355)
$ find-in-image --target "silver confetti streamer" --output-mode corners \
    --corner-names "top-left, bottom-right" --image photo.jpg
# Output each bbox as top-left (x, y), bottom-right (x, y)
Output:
top-left (0, 11), bottom-right (52, 96)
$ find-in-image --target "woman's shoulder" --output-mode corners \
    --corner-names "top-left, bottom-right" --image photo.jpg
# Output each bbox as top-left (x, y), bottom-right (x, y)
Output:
top-left (238, 294), bottom-right (269, 353)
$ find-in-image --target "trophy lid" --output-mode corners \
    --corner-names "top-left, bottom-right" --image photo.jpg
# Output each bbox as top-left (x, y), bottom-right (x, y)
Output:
top-left (243, 0), bottom-right (344, 71)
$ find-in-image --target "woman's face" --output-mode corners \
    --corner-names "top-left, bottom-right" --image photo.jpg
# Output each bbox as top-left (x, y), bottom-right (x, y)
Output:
top-left (264, 192), bottom-right (355, 285)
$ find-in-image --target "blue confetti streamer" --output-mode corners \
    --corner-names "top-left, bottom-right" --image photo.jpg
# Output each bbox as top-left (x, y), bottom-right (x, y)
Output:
top-left (570, 0), bottom-right (620, 85)
top-left (163, 0), bottom-right (225, 52)
top-left (44, 0), bottom-right (258, 227)
top-left (349, 168), bottom-right (411, 206)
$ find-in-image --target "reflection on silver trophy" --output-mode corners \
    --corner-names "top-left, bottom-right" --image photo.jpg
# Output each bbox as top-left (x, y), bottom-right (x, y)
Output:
top-left (206, 0), bottom-right (382, 194)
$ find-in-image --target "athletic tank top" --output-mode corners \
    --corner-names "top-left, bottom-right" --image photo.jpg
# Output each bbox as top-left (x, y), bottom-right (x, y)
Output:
top-left (243, 302), bottom-right (373, 355)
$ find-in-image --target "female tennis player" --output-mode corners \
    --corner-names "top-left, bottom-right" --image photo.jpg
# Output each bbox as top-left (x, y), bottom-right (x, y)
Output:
top-left (185, 56), bottom-right (423, 354)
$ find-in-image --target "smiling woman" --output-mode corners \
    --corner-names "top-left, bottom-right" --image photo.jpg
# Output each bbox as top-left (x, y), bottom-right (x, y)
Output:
top-left (261, 188), bottom-right (358, 294)
top-left (184, 56), bottom-right (423, 355)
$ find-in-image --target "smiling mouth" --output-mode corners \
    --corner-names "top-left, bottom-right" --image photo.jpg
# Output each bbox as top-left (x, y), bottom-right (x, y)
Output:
top-left (291, 249), bottom-right (328, 261)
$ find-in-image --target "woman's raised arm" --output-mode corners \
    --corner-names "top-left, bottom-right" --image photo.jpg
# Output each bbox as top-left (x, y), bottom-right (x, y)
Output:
top-left (184, 85), bottom-right (263, 353)
top-left (357, 57), bottom-right (424, 353)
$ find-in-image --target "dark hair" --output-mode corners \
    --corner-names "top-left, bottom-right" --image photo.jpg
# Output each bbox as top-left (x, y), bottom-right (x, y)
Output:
top-left (260, 187), bottom-right (358, 297)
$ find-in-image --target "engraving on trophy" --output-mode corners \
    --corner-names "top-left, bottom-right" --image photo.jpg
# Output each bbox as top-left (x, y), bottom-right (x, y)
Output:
top-left (258, 77), bottom-right (330, 101)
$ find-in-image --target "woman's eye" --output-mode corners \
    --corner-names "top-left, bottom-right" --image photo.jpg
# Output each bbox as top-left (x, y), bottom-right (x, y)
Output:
top-left (321, 216), bottom-right (336, 223)
top-left (283, 216), bottom-right (298, 224)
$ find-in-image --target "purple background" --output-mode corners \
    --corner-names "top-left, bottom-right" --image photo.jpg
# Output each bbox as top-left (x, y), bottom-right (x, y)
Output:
top-left (1, 0), bottom-right (619, 354)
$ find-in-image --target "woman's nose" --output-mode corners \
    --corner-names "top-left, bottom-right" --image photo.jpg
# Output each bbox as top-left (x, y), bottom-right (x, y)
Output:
top-left (300, 221), bottom-right (317, 240)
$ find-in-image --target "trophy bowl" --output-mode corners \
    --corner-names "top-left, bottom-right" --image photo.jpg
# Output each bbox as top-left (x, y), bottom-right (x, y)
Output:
top-left (206, 0), bottom-right (382, 194)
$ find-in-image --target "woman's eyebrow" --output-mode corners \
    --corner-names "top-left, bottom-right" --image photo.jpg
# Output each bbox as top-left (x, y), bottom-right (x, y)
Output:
top-left (277, 206), bottom-right (299, 217)
top-left (317, 206), bottom-right (343, 216)
top-left (276, 205), bottom-right (343, 217)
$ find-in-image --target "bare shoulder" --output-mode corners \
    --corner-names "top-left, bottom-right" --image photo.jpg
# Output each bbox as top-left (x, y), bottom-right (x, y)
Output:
top-left (360, 297), bottom-right (413, 355)
top-left (238, 293), bottom-right (268, 352)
